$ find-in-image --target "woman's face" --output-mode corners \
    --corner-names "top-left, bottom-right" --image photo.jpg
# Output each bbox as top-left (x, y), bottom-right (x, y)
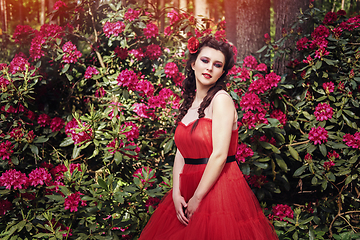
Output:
top-left (191, 46), bottom-right (225, 89)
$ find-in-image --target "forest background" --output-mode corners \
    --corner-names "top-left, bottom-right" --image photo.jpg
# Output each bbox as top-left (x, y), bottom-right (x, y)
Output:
top-left (1, 0), bottom-right (360, 239)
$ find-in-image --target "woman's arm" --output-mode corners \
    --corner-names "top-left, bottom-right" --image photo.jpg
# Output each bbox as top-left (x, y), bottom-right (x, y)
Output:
top-left (185, 93), bottom-right (235, 219)
top-left (172, 149), bottom-right (188, 225)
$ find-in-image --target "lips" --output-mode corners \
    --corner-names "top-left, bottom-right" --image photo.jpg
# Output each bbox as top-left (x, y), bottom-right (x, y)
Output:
top-left (202, 73), bottom-right (212, 79)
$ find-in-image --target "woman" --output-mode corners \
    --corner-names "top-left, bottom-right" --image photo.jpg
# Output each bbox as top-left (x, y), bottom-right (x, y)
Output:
top-left (139, 36), bottom-right (278, 239)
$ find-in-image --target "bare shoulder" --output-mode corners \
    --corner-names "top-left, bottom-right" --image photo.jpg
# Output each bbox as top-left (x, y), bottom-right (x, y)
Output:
top-left (213, 90), bottom-right (234, 109)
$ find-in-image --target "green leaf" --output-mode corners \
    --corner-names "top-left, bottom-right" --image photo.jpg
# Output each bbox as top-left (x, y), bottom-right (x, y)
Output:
top-left (300, 216), bottom-right (314, 225)
top-left (46, 194), bottom-right (65, 201)
top-left (98, 178), bottom-right (108, 190)
top-left (253, 162), bottom-right (268, 169)
top-left (60, 137), bottom-right (74, 147)
top-left (114, 151), bottom-right (123, 165)
top-left (33, 136), bottom-right (49, 143)
top-left (288, 146), bottom-right (300, 161)
top-left (315, 60), bottom-right (322, 69)
top-left (240, 164), bottom-right (250, 175)
top-left (114, 192), bottom-right (124, 204)
top-left (29, 145), bottom-right (39, 156)
top-left (164, 139), bottom-right (174, 154)
top-left (275, 155), bottom-right (288, 171)
top-left (61, 64), bottom-right (70, 74)
top-left (345, 175), bottom-right (352, 185)
top-left (293, 165), bottom-right (307, 177)
top-left (256, 45), bottom-right (267, 53)
top-left (319, 144), bottom-right (327, 156)
top-left (72, 145), bottom-right (81, 159)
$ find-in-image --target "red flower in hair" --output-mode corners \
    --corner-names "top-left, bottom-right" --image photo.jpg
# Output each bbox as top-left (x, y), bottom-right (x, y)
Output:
top-left (187, 37), bottom-right (200, 54)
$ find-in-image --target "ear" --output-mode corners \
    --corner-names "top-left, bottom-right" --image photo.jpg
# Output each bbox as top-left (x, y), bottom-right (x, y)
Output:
top-left (191, 61), bottom-right (195, 71)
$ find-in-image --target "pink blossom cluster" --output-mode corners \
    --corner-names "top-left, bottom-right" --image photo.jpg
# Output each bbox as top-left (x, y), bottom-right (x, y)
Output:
top-left (9, 56), bottom-right (30, 74)
top-left (327, 150), bottom-right (339, 160)
top-left (235, 143), bottom-right (254, 163)
top-left (53, 0), bottom-right (67, 10)
top-left (214, 30), bottom-right (226, 41)
top-left (308, 126), bottom-right (328, 145)
top-left (114, 47), bottom-right (129, 60)
top-left (132, 103), bottom-right (155, 119)
top-left (343, 132), bottom-right (360, 149)
top-left (243, 55), bottom-right (258, 70)
top-left (323, 11), bottom-right (338, 25)
top-left (38, 113), bottom-right (51, 127)
top-left (339, 15), bottom-right (360, 31)
top-left (311, 25), bottom-right (330, 40)
top-left (248, 72), bottom-right (281, 94)
top-left (129, 48), bottom-right (144, 61)
top-left (0, 141), bottom-right (14, 161)
top-left (240, 92), bottom-right (263, 111)
top-left (116, 69), bottom-right (139, 91)
top-left (65, 118), bottom-right (93, 144)
top-left (323, 82), bottom-right (335, 94)
top-left (0, 199), bottom-right (12, 215)
top-left (314, 102), bottom-right (333, 121)
top-left (62, 41), bottom-right (82, 63)
top-left (164, 62), bottom-right (179, 79)
top-left (145, 197), bottom-right (160, 212)
top-left (296, 37), bottom-right (309, 51)
top-left (242, 111), bottom-right (268, 129)
top-left (30, 24), bottom-right (65, 61)
top-left (268, 204), bottom-right (294, 221)
top-left (0, 169), bottom-right (28, 190)
top-left (124, 8), bottom-right (141, 21)
top-left (106, 139), bottom-right (140, 158)
top-left (136, 80), bottom-right (154, 97)
top-left (122, 122), bottom-right (139, 141)
top-left (84, 66), bottom-right (99, 79)
top-left (28, 167), bottom-right (52, 186)
top-left (270, 109), bottom-right (287, 127)
top-left (107, 101), bottom-right (122, 119)
top-left (50, 117), bottom-right (65, 132)
top-left (258, 135), bottom-right (277, 145)
top-left (144, 44), bottom-right (162, 60)
top-left (133, 166), bottom-right (156, 187)
top-left (12, 25), bottom-right (36, 44)
top-left (103, 21), bottom-right (126, 38)
top-left (304, 153), bottom-right (313, 162)
top-left (244, 174), bottom-right (268, 188)
top-left (228, 66), bottom-right (250, 82)
top-left (315, 47), bottom-right (330, 58)
top-left (95, 87), bottom-right (106, 98)
top-left (143, 23), bottom-right (159, 39)
top-left (45, 219), bottom-right (72, 237)
top-left (148, 88), bottom-right (180, 109)
top-left (10, 127), bottom-right (24, 141)
top-left (64, 192), bottom-right (86, 212)
top-left (323, 160), bottom-right (335, 171)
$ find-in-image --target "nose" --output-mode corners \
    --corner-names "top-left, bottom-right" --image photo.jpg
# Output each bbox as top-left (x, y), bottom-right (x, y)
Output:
top-left (206, 63), bottom-right (213, 71)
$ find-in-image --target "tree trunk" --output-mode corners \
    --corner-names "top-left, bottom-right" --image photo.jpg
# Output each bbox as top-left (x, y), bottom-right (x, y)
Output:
top-left (236, 0), bottom-right (270, 60)
top-left (173, 0), bottom-right (179, 9)
top-left (341, 0), bottom-right (345, 9)
top-left (210, 0), bottom-right (220, 23)
top-left (273, 0), bottom-right (309, 75)
top-left (48, 0), bottom-right (57, 24)
top-left (194, 0), bottom-right (209, 18)
top-left (224, 0), bottom-right (237, 46)
top-left (19, 0), bottom-right (24, 25)
top-left (0, 0), bottom-right (7, 33)
top-left (40, 0), bottom-right (45, 25)
top-left (179, 0), bottom-right (187, 11)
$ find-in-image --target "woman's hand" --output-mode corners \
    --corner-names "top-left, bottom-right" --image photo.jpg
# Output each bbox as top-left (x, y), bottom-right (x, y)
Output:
top-left (173, 194), bottom-right (188, 225)
top-left (185, 196), bottom-right (201, 220)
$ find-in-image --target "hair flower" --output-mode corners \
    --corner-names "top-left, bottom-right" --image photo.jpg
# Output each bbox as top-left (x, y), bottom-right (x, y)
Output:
top-left (187, 37), bottom-right (200, 54)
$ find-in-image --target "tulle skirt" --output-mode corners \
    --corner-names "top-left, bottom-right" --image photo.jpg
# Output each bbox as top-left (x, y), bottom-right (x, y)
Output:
top-left (139, 162), bottom-right (278, 240)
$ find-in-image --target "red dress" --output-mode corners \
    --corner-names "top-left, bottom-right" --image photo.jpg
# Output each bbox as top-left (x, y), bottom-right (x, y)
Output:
top-left (139, 118), bottom-right (278, 240)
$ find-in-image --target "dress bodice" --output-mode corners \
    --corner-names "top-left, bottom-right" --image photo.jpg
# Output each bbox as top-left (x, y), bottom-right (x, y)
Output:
top-left (174, 118), bottom-right (238, 159)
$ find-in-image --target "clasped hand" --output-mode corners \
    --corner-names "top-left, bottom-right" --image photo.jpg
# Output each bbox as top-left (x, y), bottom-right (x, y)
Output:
top-left (174, 194), bottom-right (201, 225)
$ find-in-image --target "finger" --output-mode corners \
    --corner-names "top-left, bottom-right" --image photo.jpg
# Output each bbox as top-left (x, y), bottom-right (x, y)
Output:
top-left (177, 213), bottom-right (188, 225)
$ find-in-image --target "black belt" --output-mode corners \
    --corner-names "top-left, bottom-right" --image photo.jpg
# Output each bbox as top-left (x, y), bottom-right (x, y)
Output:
top-left (184, 155), bottom-right (236, 165)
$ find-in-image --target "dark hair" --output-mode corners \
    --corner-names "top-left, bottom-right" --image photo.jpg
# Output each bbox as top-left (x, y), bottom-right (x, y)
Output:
top-left (176, 36), bottom-right (235, 131)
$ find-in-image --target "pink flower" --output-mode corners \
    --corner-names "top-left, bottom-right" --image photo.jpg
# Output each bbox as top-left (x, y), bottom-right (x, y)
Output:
top-left (256, 63), bottom-right (267, 72)
top-left (133, 166), bottom-right (156, 187)
top-left (135, 80), bottom-right (154, 97)
top-left (314, 102), bottom-right (333, 121)
top-left (145, 197), bottom-right (160, 212)
top-left (264, 33), bottom-right (271, 44)
top-left (143, 23), bottom-right (159, 39)
top-left (50, 117), bottom-right (65, 132)
top-left (296, 37), bottom-right (309, 51)
top-left (107, 138), bottom-right (124, 155)
top-left (0, 199), bottom-right (12, 215)
top-left (153, 129), bottom-right (167, 138)
top-left (259, 135), bottom-right (276, 145)
top-left (0, 76), bottom-right (10, 90)
top-left (187, 37), bottom-right (200, 54)
top-left (327, 150), bottom-right (339, 160)
top-left (9, 56), bottom-right (30, 74)
top-left (308, 126), bottom-right (328, 145)
top-left (50, 164), bottom-right (68, 180)
top-left (65, 118), bottom-right (93, 145)
top-left (53, 0), bottom-right (67, 10)
top-left (122, 122), bottom-right (139, 141)
top-left (245, 175), bottom-right (268, 188)
top-left (343, 132), bottom-right (360, 149)
top-left (243, 55), bottom-right (258, 69)
top-left (38, 113), bottom-right (51, 127)
top-left (129, 48), bottom-right (144, 61)
top-left (28, 168), bottom-right (52, 186)
top-left (10, 127), bottom-right (24, 141)
top-left (242, 111), bottom-right (268, 129)
top-left (236, 143), bottom-right (254, 163)
top-left (62, 41), bottom-right (82, 63)
top-left (164, 62), bottom-right (179, 78)
top-left (114, 47), bottom-right (128, 60)
top-left (270, 204), bottom-right (294, 221)
top-left (270, 109), bottom-right (287, 127)
top-left (95, 87), bottom-right (106, 98)
top-left (315, 47), bottom-right (330, 59)
top-left (69, 163), bottom-right (82, 173)
top-left (124, 8), bottom-right (140, 21)
top-left (167, 10), bottom-right (181, 25)
top-left (103, 21), bottom-right (126, 38)
top-left (107, 101), bottom-right (122, 119)
top-left (304, 153), bottom-right (313, 162)
top-left (64, 192), bottom-right (86, 212)
top-left (214, 30), bottom-right (226, 41)
top-left (144, 44), bottom-right (162, 60)
top-left (133, 103), bottom-right (154, 119)
top-left (323, 82), bottom-right (335, 94)
top-left (116, 69), bottom-right (139, 91)
top-left (323, 11), bottom-right (337, 25)
top-left (323, 160), bottom-right (335, 171)
top-left (84, 66), bottom-right (99, 79)
top-left (26, 130), bottom-right (36, 143)
top-left (0, 169), bottom-right (28, 190)
top-left (311, 25), bottom-right (330, 39)
top-left (12, 25), bottom-right (36, 44)
top-left (240, 92), bottom-right (263, 111)
top-left (0, 141), bottom-right (14, 161)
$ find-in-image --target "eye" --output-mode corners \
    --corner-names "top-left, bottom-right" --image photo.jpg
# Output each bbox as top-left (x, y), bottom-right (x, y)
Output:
top-left (214, 63), bottom-right (223, 68)
top-left (200, 58), bottom-right (209, 63)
